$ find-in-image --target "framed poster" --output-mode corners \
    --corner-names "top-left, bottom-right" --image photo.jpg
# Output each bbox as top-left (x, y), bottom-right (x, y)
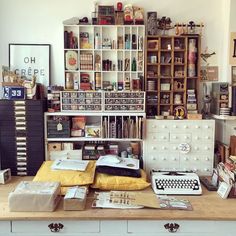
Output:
top-left (200, 66), bottom-right (218, 81)
top-left (9, 44), bottom-right (51, 89)
top-left (230, 32), bottom-right (236, 65)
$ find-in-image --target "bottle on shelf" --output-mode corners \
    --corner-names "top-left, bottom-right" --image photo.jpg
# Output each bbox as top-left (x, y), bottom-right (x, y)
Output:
top-left (95, 33), bottom-right (101, 49)
top-left (132, 57), bottom-right (137, 71)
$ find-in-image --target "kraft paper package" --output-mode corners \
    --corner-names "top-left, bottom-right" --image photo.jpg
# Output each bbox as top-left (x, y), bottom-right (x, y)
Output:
top-left (8, 181), bottom-right (61, 212)
top-left (63, 186), bottom-right (88, 211)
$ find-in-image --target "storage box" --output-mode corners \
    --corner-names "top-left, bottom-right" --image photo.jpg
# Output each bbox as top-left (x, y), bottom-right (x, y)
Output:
top-left (187, 114), bottom-right (202, 120)
top-left (64, 186), bottom-right (88, 211)
top-left (8, 181), bottom-right (61, 212)
top-left (47, 120), bottom-right (70, 138)
top-left (0, 169), bottom-right (11, 184)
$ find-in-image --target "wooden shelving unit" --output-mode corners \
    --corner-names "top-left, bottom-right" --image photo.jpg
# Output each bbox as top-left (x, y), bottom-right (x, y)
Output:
top-left (145, 35), bottom-right (201, 118)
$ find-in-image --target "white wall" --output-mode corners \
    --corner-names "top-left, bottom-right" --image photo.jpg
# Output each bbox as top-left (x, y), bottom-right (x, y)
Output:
top-left (0, 0), bottom-right (230, 85)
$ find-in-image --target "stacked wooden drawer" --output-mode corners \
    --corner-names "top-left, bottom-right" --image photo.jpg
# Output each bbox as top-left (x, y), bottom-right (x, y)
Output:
top-left (0, 100), bottom-right (46, 175)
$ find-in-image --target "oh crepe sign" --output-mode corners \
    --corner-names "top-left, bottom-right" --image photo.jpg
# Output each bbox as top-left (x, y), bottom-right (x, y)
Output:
top-left (9, 44), bottom-right (51, 88)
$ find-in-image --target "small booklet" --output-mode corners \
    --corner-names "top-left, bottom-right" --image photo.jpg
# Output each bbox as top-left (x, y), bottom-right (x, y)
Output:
top-left (158, 196), bottom-right (193, 211)
top-left (51, 159), bottom-right (89, 171)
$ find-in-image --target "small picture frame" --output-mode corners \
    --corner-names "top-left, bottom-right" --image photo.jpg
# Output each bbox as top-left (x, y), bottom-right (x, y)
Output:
top-left (85, 125), bottom-right (101, 138)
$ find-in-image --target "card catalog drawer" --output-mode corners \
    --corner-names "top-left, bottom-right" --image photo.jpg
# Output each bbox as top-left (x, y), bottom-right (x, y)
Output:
top-left (146, 133), bottom-right (169, 142)
top-left (12, 220), bottom-right (100, 234)
top-left (146, 143), bottom-right (171, 152)
top-left (146, 120), bottom-right (170, 133)
top-left (170, 133), bottom-right (191, 142)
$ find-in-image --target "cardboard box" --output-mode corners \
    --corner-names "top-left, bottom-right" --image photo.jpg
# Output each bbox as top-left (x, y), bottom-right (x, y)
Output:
top-left (0, 169), bottom-right (11, 184)
top-left (8, 181), bottom-right (61, 212)
top-left (187, 113), bottom-right (202, 120)
top-left (64, 186), bottom-right (88, 211)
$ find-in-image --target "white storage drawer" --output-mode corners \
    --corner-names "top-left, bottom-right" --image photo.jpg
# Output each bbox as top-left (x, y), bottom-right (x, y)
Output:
top-left (147, 143), bottom-right (172, 152)
top-left (11, 220), bottom-right (100, 234)
top-left (100, 220), bottom-right (127, 234)
top-left (0, 221), bottom-right (11, 233)
top-left (127, 220), bottom-right (215, 234)
top-left (170, 133), bottom-right (191, 142)
top-left (146, 121), bottom-right (170, 133)
top-left (146, 133), bottom-right (169, 142)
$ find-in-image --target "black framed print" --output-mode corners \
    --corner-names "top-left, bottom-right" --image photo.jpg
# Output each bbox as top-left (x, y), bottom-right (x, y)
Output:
top-left (9, 44), bottom-right (51, 89)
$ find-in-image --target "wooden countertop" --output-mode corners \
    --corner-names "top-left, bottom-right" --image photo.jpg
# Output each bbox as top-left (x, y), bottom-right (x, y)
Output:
top-left (0, 176), bottom-right (236, 221)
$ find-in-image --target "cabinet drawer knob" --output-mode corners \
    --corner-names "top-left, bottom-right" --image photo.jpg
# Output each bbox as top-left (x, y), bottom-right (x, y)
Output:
top-left (164, 223), bottom-right (180, 233)
top-left (48, 223), bottom-right (64, 233)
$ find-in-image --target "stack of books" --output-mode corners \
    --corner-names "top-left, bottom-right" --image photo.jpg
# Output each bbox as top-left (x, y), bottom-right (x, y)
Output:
top-left (187, 89), bottom-right (197, 114)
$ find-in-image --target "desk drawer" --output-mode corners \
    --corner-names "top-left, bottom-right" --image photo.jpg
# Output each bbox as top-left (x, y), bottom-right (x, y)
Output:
top-left (128, 220), bottom-right (215, 234)
top-left (12, 220), bottom-right (100, 234)
top-left (0, 221), bottom-right (11, 233)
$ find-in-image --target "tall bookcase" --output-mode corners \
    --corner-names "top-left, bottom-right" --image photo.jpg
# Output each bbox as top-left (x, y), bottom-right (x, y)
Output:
top-left (64, 25), bottom-right (145, 91)
top-left (145, 35), bottom-right (200, 118)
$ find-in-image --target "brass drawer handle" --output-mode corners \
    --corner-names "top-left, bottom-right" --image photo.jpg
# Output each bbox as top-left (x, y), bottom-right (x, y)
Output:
top-left (164, 223), bottom-right (180, 233)
top-left (48, 223), bottom-right (64, 233)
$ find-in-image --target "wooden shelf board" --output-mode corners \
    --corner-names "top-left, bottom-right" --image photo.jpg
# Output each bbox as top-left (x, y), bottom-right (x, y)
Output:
top-left (147, 49), bottom-right (158, 52)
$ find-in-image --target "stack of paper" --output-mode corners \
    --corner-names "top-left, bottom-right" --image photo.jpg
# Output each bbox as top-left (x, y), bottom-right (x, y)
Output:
top-left (51, 159), bottom-right (89, 171)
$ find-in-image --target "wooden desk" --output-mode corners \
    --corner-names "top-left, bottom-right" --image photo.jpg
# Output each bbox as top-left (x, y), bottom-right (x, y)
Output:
top-left (0, 177), bottom-right (236, 236)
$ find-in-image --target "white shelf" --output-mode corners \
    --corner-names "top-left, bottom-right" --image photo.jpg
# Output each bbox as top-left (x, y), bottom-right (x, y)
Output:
top-left (46, 138), bottom-right (143, 142)
top-left (212, 114), bottom-right (236, 120)
top-left (45, 111), bottom-right (145, 116)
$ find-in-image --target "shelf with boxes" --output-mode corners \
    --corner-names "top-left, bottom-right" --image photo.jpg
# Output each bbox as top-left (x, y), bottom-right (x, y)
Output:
top-left (44, 112), bottom-right (145, 160)
top-left (145, 35), bottom-right (200, 118)
top-left (64, 24), bottom-right (145, 92)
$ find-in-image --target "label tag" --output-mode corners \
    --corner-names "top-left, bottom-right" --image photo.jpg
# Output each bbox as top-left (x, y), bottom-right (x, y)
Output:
top-left (57, 123), bottom-right (63, 131)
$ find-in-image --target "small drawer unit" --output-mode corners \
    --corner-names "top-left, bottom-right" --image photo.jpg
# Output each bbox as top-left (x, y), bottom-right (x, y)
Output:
top-left (60, 91), bottom-right (102, 112)
top-left (144, 119), bottom-right (215, 176)
top-left (104, 91), bottom-right (145, 112)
